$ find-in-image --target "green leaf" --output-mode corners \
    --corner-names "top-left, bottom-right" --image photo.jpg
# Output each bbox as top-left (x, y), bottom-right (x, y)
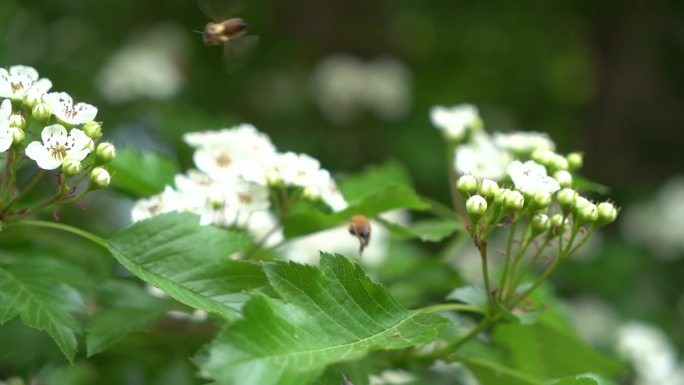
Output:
top-left (338, 160), bottom-right (412, 202)
top-left (573, 176), bottom-right (610, 195)
top-left (378, 218), bottom-right (461, 242)
top-left (284, 185), bottom-right (430, 238)
top-left (106, 212), bottom-right (268, 320)
top-left (0, 258), bottom-right (87, 362)
top-left (86, 281), bottom-right (175, 356)
top-left (493, 322), bottom-right (624, 379)
top-left (447, 286), bottom-right (488, 308)
top-left (548, 373), bottom-right (617, 385)
top-left (108, 148), bottom-right (179, 197)
top-left (201, 254), bottom-right (448, 385)
top-left (465, 357), bottom-right (544, 385)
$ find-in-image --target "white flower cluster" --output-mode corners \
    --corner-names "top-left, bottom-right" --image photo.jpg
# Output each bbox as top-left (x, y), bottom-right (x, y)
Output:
top-left (96, 24), bottom-right (188, 104)
top-left (0, 65), bottom-right (108, 172)
top-left (132, 124), bottom-right (347, 244)
top-left (310, 54), bottom-right (412, 124)
top-left (615, 322), bottom-right (684, 385)
top-left (621, 176), bottom-right (684, 260)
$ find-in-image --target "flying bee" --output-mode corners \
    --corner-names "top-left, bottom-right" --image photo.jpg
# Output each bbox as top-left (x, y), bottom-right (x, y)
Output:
top-left (348, 215), bottom-right (371, 256)
top-left (197, 0), bottom-right (259, 71)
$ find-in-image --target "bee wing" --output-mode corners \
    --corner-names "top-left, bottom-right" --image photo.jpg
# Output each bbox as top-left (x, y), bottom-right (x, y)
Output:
top-left (222, 34), bottom-right (259, 72)
top-left (197, 0), bottom-right (244, 21)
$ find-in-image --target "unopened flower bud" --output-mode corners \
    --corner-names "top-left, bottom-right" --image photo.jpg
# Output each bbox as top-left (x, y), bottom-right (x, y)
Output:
top-left (597, 202), bottom-right (618, 225)
top-left (550, 213), bottom-right (569, 235)
top-left (550, 154), bottom-right (568, 171)
top-left (10, 127), bottom-right (25, 144)
top-left (529, 190), bottom-right (552, 210)
top-left (557, 188), bottom-right (578, 210)
top-left (478, 179), bottom-right (499, 200)
top-left (531, 149), bottom-right (554, 167)
top-left (566, 152), bottom-right (583, 170)
top-left (90, 167), bottom-right (111, 189)
top-left (83, 121), bottom-right (103, 139)
top-left (95, 142), bottom-right (116, 163)
top-left (574, 196), bottom-right (590, 213)
top-left (31, 102), bottom-right (52, 125)
top-left (466, 194), bottom-right (488, 219)
top-left (531, 213), bottom-right (551, 234)
top-left (576, 202), bottom-right (598, 225)
top-left (61, 158), bottom-right (82, 177)
top-left (456, 175), bottom-right (478, 197)
top-left (9, 114), bottom-right (26, 130)
top-left (554, 170), bottom-right (573, 188)
top-left (503, 190), bottom-right (524, 211)
top-left (494, 188), bottom-right (510, 206)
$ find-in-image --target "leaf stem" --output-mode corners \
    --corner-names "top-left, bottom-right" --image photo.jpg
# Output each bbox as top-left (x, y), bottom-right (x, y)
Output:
top-left (3, 219), bottom-right (108, 249)
top-left (0, 170), bottom-right (45, 216)
top-left (420, 303), bottom-right (486, 315)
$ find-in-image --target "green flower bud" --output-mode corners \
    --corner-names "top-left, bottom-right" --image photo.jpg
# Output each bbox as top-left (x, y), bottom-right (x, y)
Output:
top-left (566, 152), bottom-right (583, 170)
top-left (550, 213), bottom-right (568, 235)
top-left (90, 167), bottom-right (111, 189)
top-left (576, 202), bottom-right (598, 225)
top-left (503, 190), bottom-right (524, 212)
top-left (529, 190), bottom-right (552, 210)
top-left (9, 114), bottom-right (26, 130)
top-left (83, 120), bottom-right (103, 139)
top-left (531, 149), bottom-right (554, 167)
top-left (31, 102), bottom-right (52, 125)
top-left (95, 142), bottom-right (116, 164)
top-left (556, 188), bottom-right (578, 211)
top-left (456, 175), bottom-right (478, 197)
top-left (597, 201), bottom-right (618, 225)
top-left (61, 158), bottom-right (83, 177)
top-left (494, 188), bottom-right (510, 206)
top-left (531, 213), bottom-right (551, 234)
top-left (10, 127), bottom-right (25, 144)
top-left (478, 179), bottom-right (500, 200)
top-left (549, 154), bottom-right (568, 171)
top-left (466, 194), bottom-right (488, 219)
top-left (574, 196), bottom-right (590, 213)
top-left (553, 170), bottom-right (573, 188)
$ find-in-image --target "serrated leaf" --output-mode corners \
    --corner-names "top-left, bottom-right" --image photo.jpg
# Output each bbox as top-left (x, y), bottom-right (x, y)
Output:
top-left (379, 218), bottom-right (461, 242)
top-left (108, 148), bottom-right (179, 197)
top-left (493, 322), bottom-right (624, 379)
top-left (447, 285), bottom-right (488, 308)
top-left (201, 254), bottom-right (448, 385)
top-left (284, 184), bottom-right (429, 238)
top-left (0, 258), bottom-right (87, 362)
top-left (86, 281), bottom-right (175, 356)
top-left (338, 160), bottom-right (412, 202)
top-left (547, 373), bottom-right (617, 385)
top-left (106, 212), bottom-right (267, 320)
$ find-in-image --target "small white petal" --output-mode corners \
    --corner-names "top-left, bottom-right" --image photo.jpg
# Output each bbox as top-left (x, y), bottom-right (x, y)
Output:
top-left (9, 65), bottom-right (39, 81)
top-left (0, 122), bottom-right (12, 152)
top-left (41, 124), bottom-right (68, 145)
top-left (0, 99), bottom-right (11, 119)
top-left (25, 141), bottom-right (60, 170)
top-left (71, 102), bottom-right (98, 123)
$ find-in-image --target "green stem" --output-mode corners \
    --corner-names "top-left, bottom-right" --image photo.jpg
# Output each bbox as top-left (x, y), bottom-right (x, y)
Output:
top-left (478, 241), bottom-right (494, 314)
top-left (0, 149), bottom-right (15, 203)
top-left (3, 219), bottom-right (108, 249)
top-left (420, 303), bottom-right (486, 315)
top-left (509, 236), bottom-right (552, 296)
top-left (0, 170), bottom-right (45, 216)
top-left (498, 218), bottom-right (518, 301)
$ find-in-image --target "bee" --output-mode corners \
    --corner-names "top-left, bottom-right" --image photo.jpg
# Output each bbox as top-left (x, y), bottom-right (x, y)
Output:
top-left (348, 215), bottom-right (371, 256)
top-left (197, 0), bottom-right (259, 70)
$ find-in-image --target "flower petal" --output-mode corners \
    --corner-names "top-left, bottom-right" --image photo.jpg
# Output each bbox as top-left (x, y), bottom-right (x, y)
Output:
top-left (0, 122), bottom-right (12, 152)
top-left (0, 99), bottom-right (11, 119)
top-left (71, 102), bottom-right (98, 123)
top-left (41, 124), bottom-right (68, 145)
top-left (9, 65), bottom-right (39, 81)
top-left (25, 141), bottom-right (54, 170)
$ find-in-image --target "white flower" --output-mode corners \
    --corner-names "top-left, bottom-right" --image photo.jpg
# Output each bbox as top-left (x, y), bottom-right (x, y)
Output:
top-left (270, 152), bottom-right (322, 188)
top-left (229, 179), bottom-right (270, 212)
top-left (507, 160), bottom-right (560, 194)
top-left (0, 99), bottom-right (12, 152)
top-left (616, 322), bottom-right (678, 384)
top-left (131, 186), bottom-right (185, 223)
top-left (493, 131), bottom-right (555, 154)
top-left (431, 104), bottom-right (481, 141)
top-left (185, 124), bottom-right (277, 184)
top-left (0, 65), bottom-right (51, 101)
top-left (43, 92), bottom-right (98, 125)
top-left (455, 133), bottom-right (510, 180)
top-left (364, 57), bottom-right (412, 120)
top-left (25, 124), bottom-right (93, 170)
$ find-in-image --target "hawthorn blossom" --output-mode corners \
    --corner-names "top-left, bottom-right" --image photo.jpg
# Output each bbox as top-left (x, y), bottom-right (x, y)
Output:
top-left (43, 92), bottom-right (98, 125)
top-left (0, 99), bottom-right (12, 152)
top-left (431, 104), bottom-right (482, 141)
top-left (455, 133), bottom-right (510, 180)
top-left (0, 65), bottom-right (52, 102)
top-left (507, 160), bottom-right (560, 195)
top-left (25, 124), bottom-right (93, 170)
top-left (131, 186), bottom-right (185, 223)
top-left (493, 131), bottom-right (555, 155)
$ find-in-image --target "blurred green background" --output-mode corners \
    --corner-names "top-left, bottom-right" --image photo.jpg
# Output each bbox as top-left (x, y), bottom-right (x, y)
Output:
top-left (1, 0), bottom-right (683, 383)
